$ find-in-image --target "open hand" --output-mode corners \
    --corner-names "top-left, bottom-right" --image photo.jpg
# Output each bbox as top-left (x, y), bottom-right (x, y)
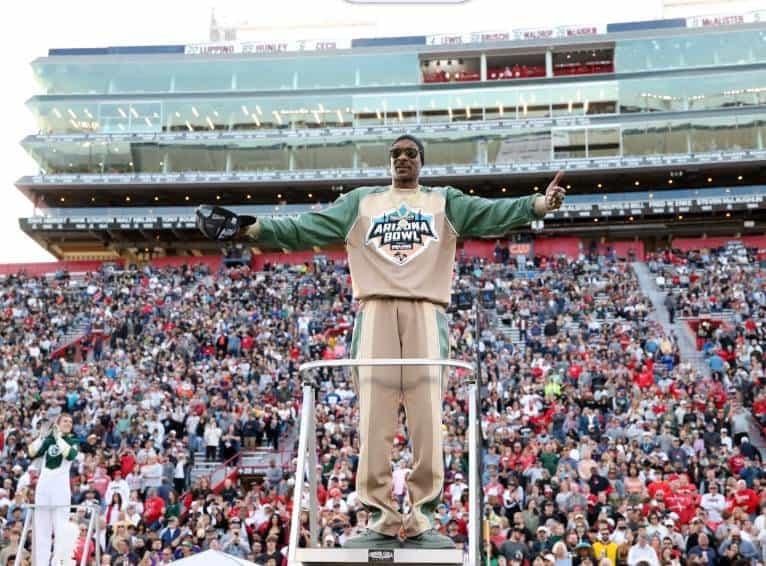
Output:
top-left (38, 422), bottom-right (50, 438)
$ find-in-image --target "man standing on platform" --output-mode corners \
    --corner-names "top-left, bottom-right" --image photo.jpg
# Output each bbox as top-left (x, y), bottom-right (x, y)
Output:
top-left (196, 135), bottom-right (566, 549)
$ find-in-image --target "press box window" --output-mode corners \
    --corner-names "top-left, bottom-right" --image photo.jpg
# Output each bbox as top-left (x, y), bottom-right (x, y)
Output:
top-left (421, 56), bottom-right (481, 84)
top-left (486, 52), bottom-right (546, 81)
top-left (552, 48), bottom-right (614, 76)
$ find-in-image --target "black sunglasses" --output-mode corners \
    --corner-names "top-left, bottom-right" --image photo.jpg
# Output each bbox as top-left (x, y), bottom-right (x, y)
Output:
top-left (389, 147), bottom-right (420, 160)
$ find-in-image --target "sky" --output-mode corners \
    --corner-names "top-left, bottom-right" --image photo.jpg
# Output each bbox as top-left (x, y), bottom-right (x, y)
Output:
top-left (0, 0), bottom-right (757, 263)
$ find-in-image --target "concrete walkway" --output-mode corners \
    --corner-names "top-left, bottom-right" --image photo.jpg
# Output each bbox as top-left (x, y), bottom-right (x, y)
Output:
top-left (631, 262), bottom-right (673, 333)
top-left (631, 262), bottom-right (708, 374)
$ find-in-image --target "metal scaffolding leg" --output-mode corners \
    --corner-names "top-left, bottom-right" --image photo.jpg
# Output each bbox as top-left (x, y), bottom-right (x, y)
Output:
top-left (467, 381), bottom-right (481, 566)
top-left (307, 397), bottom-right (319, 549)
top-left (15, 503), bottom-right (101, 566)
top-left (288, 384), bottom-right (319, 564)
top-left (81, 504), bottom-right (100, 566)
top-left (287, 358), bottom-right (477, 566)
top-left (15, 511), bottom-right (32, 566)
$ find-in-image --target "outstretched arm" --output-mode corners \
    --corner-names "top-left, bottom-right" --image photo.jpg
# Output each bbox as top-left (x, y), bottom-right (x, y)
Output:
top-left (244, 191), bottom-right (361, 251)
top-left (446, 172), bottom-right (566, 238)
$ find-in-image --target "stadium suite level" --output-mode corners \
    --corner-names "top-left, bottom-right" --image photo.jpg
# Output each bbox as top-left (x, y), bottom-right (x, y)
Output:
top-left (16, 19), bottom-right (766, 259)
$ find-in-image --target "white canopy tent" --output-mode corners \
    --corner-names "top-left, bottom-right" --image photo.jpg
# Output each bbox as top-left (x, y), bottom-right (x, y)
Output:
top-left (170, 549), bottom-right (259, 565)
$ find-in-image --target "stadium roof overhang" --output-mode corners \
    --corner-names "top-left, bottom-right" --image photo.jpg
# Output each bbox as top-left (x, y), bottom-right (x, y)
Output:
top-left (15, 148), bottom-right (766, 208)
top-left (19, 197), bottom-right (766, 260)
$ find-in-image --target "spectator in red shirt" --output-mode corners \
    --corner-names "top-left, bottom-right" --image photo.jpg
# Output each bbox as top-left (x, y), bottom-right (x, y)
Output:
top-left (752, 391), bottom-right (766, 425)
top-left (728, 446), bottom-right (746, 475)
top-left (728, 480), bottom-right (760, 515)
top-left (120, 450), bottom-right (136, 479)
top-left (647, 475), bottom-right (672, 500)
top-left (635, 364), bottom-right (654, 389)
top-left (143, 488), bottom-right (166, 529)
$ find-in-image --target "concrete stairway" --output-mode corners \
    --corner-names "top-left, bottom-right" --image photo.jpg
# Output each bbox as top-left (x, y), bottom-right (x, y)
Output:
top-left (189, 422), bottom-right (300, 485)
top-left (50, 320), bottom-right (91, 358)
top-left (631, 262), bottom-right (708, 375)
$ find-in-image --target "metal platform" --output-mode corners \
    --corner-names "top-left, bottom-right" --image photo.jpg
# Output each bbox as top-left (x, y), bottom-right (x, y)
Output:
top-left (288, 358), bottom-right (479, 566)
top-left (295, 548), bottom-right (464, 565)
top-left (16, 503), bottom-right (101, 566)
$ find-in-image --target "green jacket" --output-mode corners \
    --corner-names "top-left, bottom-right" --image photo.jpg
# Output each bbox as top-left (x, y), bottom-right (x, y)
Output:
top-left (246, 186), bottom-right (541, 305)
top-left (30, 433), bottom-right (80, 470)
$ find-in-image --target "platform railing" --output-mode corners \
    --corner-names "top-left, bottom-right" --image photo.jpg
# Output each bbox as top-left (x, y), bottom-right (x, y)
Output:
top-left (288, 358), bottom-right (477, 566)
top-left (16, 502), bottom-right (101, 566)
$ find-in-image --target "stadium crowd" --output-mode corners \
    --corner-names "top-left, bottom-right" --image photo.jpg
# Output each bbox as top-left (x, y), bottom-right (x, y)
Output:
top-left (0, 243), bottom-right (763, 565)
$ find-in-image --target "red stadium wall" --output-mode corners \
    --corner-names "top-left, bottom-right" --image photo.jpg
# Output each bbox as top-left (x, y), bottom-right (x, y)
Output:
top-left (595, 240), bottom-right (646, 260)
top-left (15, 234), bottom-right (766, 276)
top-left (460, 239), bottom-right (496, 258)
top-left (250, 250), bottom-right (347, 271)
top-left (0, 260), bottom-right (123, 276)
top-left (149, 255), bottom-right (222, 271)
top-left (460, 237), bottom-right (586, 260)
top-left (0, 257), bottom-right (220, 276)
top-left (534, 237), bottom-right (582, 259)
top-left (686, 318), bottom-right (726, 350)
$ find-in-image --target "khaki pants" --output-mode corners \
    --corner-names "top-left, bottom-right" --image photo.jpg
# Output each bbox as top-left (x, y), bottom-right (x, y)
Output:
top-left (350, 298), bottom-right (449, 537)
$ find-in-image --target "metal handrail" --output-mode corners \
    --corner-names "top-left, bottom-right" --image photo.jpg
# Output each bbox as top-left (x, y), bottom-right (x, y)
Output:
top-left (16, 502), bottom-right (101, 566)
top-left (288, 358), bottom-right (479, 566)
top-left (299, 358), bottom-right (474, 370)
top-left (298, 357), bottom-right (476, 384)
top-left (181, 449), bottom-right (242, 519)
top-left (208, 449), bottom-right (243, 485)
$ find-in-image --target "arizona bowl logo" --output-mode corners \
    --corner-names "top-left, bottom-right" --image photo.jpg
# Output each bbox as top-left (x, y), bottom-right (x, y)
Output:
top-left (366, 203), bottom-right (438, 265)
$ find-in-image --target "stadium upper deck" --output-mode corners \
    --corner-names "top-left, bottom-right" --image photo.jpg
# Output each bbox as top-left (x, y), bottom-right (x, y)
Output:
top-left (17, 11), bottom-right (766, 258)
